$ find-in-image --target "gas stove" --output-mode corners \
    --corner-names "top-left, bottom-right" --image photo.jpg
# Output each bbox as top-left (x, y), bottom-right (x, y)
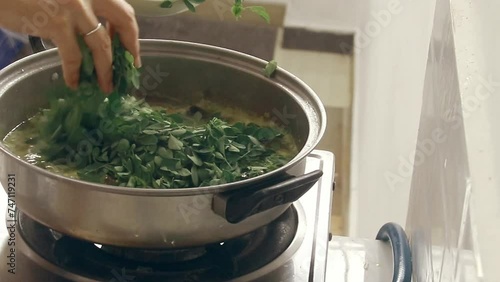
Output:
top-left (0, 150), bottom-right (335, 282)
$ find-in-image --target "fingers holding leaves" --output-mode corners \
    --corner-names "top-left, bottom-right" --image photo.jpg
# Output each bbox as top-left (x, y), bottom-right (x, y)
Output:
top-left (72, 4), bottom-right (113, 94)
top-left (93, 0), bottom-right (141, 68)
top-left (51, 28), bottom-right (82, 90)
top-left (82, 27), bottom-right (114, 94)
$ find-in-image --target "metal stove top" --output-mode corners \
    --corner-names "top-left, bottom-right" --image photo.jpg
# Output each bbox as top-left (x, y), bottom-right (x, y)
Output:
top-left (0, 150), bottom-right (335, 282)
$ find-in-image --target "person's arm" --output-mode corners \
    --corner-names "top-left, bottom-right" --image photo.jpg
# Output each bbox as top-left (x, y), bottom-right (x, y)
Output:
top-left (0, 0), bottom-right (140, 93)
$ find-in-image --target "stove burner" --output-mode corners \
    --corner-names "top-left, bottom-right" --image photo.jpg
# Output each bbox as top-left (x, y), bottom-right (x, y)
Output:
top-left (18, 208), bottom-right (298, 282)
top-left (100, 245), bottom-right (208, 263)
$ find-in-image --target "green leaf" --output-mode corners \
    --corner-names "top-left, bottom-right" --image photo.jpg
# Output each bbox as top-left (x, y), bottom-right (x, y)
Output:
top-left (232, 3), bottom-right (244, 19)
top-left (168, 113), bottom-right (184, 123)
top-left (214, 152), bottom-right (225, 160)
top-left (157, 147), bottom-right (173, 159)
top-left (79, 37), bottom-right (95, 78)
top-left (131, 72), bottom-right (140, 89)
top-left (160, 166), bottom-right (171, 172)
top-left (232, 141), bottom-right (246, 149)
top-left (127, 176), bottom-right (137, 187)
top-left (195, 147), bottom-right (214, 154)
top-left (248, 135), bottom-right (261, 146)
top-left (197, 168), bottom-right (212, 181)
top-left (191, 165), bottom-right (199, 186)
top-left (171, 128), bottom-right (187, 136)
top-left (168, 135), bottom-right (184, 150)
top-left (183, 0), bottom-right (196, 12)
top-left (116, 139), bottom-right (130, 152)
top-left (152, 178), bottom-right (161, 188)
top-left (228, 145), bottom-right (240, 153)
top-left (222, 170), bottom-right (235, 182)
top-left (187, 153), bottom-right (203, 166)
top-left (137, 135), bottom-right (158, 145)
top-left (178, 168), bottom-right (191, 177)
top-left (263, 60), bottom-right (278, 78)
top-left (256, 127), bottom-right (279, 140)
top-left (160, 0), bottom-right (173, 8)
top-left (142, 129), bottom-right (158, 135)
top-left (114, 165), bottom-right (125, 172)
top-left (154, 156), bottom-right (163, 166)
top-left (64, 105), bottom-right (82, 132)
top-left (247, 6), bottom-right (271, 23)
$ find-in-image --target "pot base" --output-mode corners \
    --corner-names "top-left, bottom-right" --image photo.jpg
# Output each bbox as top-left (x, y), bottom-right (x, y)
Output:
top-left (18, 207), bottom-right (298, 281)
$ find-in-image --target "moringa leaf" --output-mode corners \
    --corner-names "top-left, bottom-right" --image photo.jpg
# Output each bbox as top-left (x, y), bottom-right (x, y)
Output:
top-left (168, 135), bottom-right (184, 150)
top-left (191, 165), bottom-right (199, 186)
top-left (178, 168), bottom-right (191, 177)
top-left (183, 0), bottom-right (196, 12)
top-left (247, 6), bottom-right (271, 23)
top-left (263, 60), bottom-right (278, 78)
top-left (157, 147), bottom-right (173, 159)
top-left (171, 128), bottom-right (187, 136)
top-left (160, 0), bottom-right (173, 8)
top-left (231, 0), bottom-right (244, 19)
top-left (116, 139), bottom-right (130, 152)
top-left (137, 135), bottom-right (158, 146)
top-left (187, 153), bottom-right (203, 166)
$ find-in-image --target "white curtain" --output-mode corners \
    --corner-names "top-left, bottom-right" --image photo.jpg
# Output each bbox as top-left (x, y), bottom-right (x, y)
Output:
top-left (348, 0), bottom-right (436, 238)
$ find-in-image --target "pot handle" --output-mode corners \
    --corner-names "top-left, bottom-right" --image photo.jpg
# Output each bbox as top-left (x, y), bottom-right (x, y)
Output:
top-left (213, 170), bottom-right (323, 224)
top-left (28, 36), bottom-right (47, 53)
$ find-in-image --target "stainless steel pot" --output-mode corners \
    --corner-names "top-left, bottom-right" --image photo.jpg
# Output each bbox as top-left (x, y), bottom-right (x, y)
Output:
top-left (0, 39), bottom-right (326, 248)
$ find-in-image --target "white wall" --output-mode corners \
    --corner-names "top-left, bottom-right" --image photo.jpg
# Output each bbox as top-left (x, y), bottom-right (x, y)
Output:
top-left (285, 0), bottom-right (357, 33)
top-left (257, 0), bottom-right (357, 33)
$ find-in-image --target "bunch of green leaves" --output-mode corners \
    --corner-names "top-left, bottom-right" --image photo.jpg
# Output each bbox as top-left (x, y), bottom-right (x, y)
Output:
top-left (33, 36), bottom-right (291, 189)
top-left (35, 36), bottom-right (140, 159)
top-left (73, 97), bottom-right (290, 188)
top-left (160, 0), bottom-right (270, 23)
top-left (231, 0), bottom-right (270, 23)
top-left (37, 93), bottom-right (290, 188)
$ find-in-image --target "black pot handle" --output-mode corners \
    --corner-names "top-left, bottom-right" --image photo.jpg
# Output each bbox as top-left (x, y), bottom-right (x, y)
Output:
top-left (29, 36), bottom-right (47, 53)
top-left (376, 222), bottom-right (412, 282)
top-left (213, 170), bottom-right (323, 224)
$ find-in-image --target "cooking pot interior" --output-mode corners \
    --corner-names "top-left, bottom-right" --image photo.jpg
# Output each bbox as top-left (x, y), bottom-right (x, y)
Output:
top-left (0, 53), bottom-right (310, 152)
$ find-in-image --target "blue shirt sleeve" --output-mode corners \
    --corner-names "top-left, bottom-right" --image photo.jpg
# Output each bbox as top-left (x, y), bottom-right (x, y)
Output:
top-left (0, 29), bottom-right (26, 70)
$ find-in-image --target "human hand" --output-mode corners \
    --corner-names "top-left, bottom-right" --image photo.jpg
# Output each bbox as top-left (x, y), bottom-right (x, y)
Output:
top-left (0, 0), bottom-right (141, 93)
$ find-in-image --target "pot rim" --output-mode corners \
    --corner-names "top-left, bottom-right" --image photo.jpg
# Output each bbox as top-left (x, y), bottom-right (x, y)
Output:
top-left (0, 39), bottom-right (326, 196)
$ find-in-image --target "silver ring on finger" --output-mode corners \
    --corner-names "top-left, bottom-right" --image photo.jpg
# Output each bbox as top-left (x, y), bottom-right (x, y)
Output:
top-left (84, 23), bottom-right (103, 37)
